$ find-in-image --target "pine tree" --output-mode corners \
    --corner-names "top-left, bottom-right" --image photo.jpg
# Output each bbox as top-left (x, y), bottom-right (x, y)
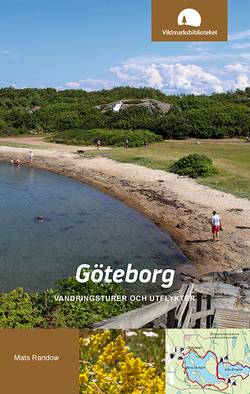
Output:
top-left (182, 15), bottom-right (187, 25)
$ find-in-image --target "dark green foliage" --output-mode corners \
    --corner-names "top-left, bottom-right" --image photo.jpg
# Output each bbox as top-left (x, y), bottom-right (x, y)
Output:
top-left (0, 277), bottom-right (137, 328)
top-left (170, 154), bottom-right (217, 178)
top-left (0, 86), bottom-right (250, 140)
top-left (211, 88), bottom-right (250, 106)
top-left (52, 129), bottom-right (162, 147)
top-left (0, 288), bottom-right (44, 328)
top-left (106, 107), bottom-right (154, 130)
top-left (39, 277), bottom-right (136, 328)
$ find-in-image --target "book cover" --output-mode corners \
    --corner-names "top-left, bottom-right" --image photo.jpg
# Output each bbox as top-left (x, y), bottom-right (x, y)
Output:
top-left (0, 1), bottom-right (249, 393)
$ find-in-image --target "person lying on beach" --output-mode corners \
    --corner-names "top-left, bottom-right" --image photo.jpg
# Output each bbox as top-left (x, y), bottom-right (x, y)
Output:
top-left (211, 210), bottom-right (223, 242)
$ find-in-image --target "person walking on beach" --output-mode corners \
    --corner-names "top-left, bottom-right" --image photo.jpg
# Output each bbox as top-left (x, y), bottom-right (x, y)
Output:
top-left (96, 139), bottom-right (101, 150)
top-left (125, 138), bottom-right (129, 149)
top-left (29, 150), bottom-right (34, 163)
top-left (211, 211), bottom-right (222, 242)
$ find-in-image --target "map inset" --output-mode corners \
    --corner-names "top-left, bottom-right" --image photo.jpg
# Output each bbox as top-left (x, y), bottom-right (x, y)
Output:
top-left (166, 329), bottom-right (250, 393)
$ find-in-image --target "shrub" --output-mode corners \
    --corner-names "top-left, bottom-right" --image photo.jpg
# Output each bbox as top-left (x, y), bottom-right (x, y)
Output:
top-left (79, 331), bottom-right (165, 393)
top-left (1, 87), bottom-right (250, 139)
top-left (170, 154), bottom-right (217, 178)
top-left (0, 288), bottom-right (44, 328)
top-left (52, 128), bottom-right (162, 147)
top-left (0, 277), bottom-right (137, 328)
top-left (40, 277), bottom-right (137, 328)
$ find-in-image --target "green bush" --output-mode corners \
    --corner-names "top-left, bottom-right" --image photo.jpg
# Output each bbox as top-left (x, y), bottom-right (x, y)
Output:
top-left (170, 154), bottom-right (217, 178)
top-left (52, 128), bottom-right (162, 147)
top-left (0, 277), bottom-right (137, 328)
top-left (1, 87), bottom-right (250, 139)
top-left (0, 288), bottom-right (44, 328)
top-left (39, 277), bottom-right (137, 328)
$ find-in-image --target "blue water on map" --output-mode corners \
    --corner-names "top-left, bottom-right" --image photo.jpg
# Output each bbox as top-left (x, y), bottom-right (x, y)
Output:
top-left (218, 362), bottom-right (250, 379)
top-left (0, 163), bottom-right (191, 293)
top-left (183, 350), bottom-right (221, 386)
top-left (184, 349), bottom-right (250, 388)
top-left (232, 336), bottom-right (237, 348)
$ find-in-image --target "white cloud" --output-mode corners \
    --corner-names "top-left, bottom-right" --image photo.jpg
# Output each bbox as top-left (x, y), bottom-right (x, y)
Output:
top-left (61, 33), bottom-right (250, 95)
top-left (64, 81), bottom-right (81, 89)
top-left (233, 74), bottom-right (249, 90)
top-left (161, 64), bottom-right (223, 94)
top-left (0, 50), bottom-right (19, 58)
top-left (224, 63), bottom-right (250, 73)
top-left (111, 63), bottom-right (164, 89)
top-left (62, 78), bottom-right (115, 91)
top-left (119, 53), bottom-right (236, 66)
top-left (78, 78), bottom-right (116, 91)
top-left (231, 43), bottom-right (250, 49)
top-left (229, 30), bottom-right (250, 41)
top-left (111, 60), bottom-right (223, 94)
top-left (223, 63), bottom-right (250, 91)
top-left (240, 53), bottom-right (250, 61)
top-left (62, 56), bottom-right (250, 95)
top-left (187, 43), bottom-right (211, 52)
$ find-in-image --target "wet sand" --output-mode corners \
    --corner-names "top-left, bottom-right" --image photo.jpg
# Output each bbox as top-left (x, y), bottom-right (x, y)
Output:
top-left (1, 138), bottom-right (250, 277)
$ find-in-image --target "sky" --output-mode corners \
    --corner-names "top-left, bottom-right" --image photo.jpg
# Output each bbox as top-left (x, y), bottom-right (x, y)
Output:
top-left (0, 0), bottom-right (250, 94)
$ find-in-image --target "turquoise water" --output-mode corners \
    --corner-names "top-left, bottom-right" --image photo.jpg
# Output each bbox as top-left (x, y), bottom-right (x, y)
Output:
top-left (184, 350), bottom-right (250, 387)
top-left (218, 362), bottom-right (250, 379)
top-left (183, 350), bottom-right (221, 387)
top-left (0, 163), bottom-right (190, 293)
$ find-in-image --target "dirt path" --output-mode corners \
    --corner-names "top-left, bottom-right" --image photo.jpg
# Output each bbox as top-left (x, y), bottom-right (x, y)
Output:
top-left (0, 139), bottom-right (250, 277)
top-left (0, 136), bottom-right (110, 151)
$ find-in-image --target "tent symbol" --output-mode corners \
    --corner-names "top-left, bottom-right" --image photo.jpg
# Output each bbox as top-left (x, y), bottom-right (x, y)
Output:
top-left (177, 8), bottom-right (201, 27)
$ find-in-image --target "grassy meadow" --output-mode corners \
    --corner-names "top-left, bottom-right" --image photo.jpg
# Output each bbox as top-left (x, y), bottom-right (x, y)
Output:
top-left (1, 136), bottom-right (249, 199)
top-left (97, 139), bottom-right (250, 199)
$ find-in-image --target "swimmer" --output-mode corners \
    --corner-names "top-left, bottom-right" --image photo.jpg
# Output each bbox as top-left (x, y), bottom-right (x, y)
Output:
top-left (35, 216), bottom-right (45, 223)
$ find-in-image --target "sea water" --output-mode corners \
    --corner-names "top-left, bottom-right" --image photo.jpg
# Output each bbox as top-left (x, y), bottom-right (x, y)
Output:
top-left (0, 163), bottom-right (190, 293)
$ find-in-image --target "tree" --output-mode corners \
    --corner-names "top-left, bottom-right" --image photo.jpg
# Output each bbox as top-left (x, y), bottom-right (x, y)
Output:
top-left (182, 15), bottom-right (187, 25)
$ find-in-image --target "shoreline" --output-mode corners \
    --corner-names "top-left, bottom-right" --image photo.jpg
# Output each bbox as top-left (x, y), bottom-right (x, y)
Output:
top-left (1, 143), bottom-right (250, 277)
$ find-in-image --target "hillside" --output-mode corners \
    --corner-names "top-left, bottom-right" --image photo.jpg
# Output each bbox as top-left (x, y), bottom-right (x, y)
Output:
top-left (0, 86), bottom-right (250, 141)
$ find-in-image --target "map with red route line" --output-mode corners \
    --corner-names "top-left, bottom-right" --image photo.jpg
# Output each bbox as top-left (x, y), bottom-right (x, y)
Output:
top-left (166, 329), bottom-right (250, 393)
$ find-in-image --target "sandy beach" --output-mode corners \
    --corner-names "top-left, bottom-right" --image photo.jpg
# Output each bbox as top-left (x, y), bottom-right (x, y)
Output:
top-left (1, 138), bottom-right (250, 277)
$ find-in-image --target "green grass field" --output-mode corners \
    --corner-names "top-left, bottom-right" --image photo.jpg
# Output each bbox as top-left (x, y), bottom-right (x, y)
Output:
top-left (99, 140), bottom-right (250, 199)
top-left (1, 137), bottom-right (249, 199)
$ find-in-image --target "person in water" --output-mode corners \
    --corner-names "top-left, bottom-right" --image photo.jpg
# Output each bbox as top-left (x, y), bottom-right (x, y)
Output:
top-left (211, 210), bottom-right (222, 242)
top-left (14, 158), bottom-right (21, 166)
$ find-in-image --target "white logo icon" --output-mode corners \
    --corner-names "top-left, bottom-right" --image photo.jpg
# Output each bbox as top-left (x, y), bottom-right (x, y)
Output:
top-left (177, 8), bottom-right (201, 27)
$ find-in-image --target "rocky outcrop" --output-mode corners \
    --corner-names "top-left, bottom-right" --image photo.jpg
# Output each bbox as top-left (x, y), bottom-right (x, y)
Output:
top-left (96, 99), bottom-right (172, 114)
top-left (27, 106), bottom-right (41, 114)
top-left (181, 268), bottom-right (250, 312)
top-left (199, 268), bottom-right (250, 289)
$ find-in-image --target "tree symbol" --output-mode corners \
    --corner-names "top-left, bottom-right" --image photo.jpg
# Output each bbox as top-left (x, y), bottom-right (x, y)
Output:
top-left (182, 15), bottom-right (187, 25)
